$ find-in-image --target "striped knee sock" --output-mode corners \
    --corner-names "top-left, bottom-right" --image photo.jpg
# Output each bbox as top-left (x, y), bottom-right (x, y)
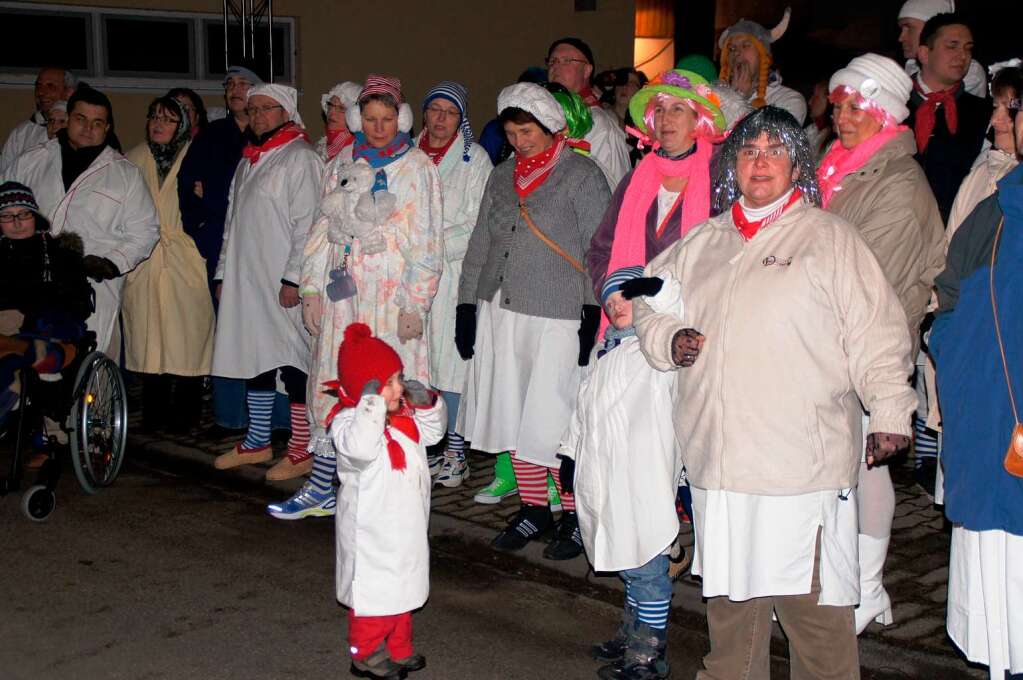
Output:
top-left (914, 414), bottom-right (938, 465)
top-left (551, 471), bottom-right (576, 512)
top-left (286, 403), bottom-right (311, 462)
top-left (636, 599), bottom-right (671, 630)
top-left (241, 390), bottom-right (275, 450)
top-left (447, 432), bottom-right (466, 462)
top-left (308, 453), bottom-right (335, 495)
top-left (510, 451), bottom-right (548, 506)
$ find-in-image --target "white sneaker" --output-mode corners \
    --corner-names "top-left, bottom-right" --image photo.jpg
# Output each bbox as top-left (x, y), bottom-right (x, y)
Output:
top-left (428, 454), bottom-right (444, 478)
top-left (436, 456), bottom-right (469, 488)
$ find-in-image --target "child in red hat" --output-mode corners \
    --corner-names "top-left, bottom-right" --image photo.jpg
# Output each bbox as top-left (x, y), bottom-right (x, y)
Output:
top-left (326, 322), bottom-right (446, 679)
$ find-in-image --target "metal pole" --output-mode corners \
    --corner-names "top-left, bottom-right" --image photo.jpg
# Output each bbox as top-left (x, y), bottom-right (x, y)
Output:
top-left (223, 0), bottom-right (229, 72)
top-left (268, 0), bottom-right (274, 83)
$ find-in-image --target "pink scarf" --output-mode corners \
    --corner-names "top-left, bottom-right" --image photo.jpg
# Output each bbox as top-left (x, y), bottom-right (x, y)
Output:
top-left (601, 139), bottom-right (713, 336)
top-left (817, 126), bottom-right (907, 208)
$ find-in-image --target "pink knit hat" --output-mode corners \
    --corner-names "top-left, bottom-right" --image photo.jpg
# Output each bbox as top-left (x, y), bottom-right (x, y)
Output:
top-left (359, 74), bottom-right (403, 103)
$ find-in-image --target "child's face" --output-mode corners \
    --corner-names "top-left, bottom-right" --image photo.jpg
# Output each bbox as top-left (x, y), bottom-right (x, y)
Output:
top-left (605, 291), bottom-right (634, 330)
top-left (379, 371), bottom-right (404, 413)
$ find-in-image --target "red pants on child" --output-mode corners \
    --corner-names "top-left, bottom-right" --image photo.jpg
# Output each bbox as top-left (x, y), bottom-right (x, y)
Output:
top-left (347, 609), bottom-right (413, 661)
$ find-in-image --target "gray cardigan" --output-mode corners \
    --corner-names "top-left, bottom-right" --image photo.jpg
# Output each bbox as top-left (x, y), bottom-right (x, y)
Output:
top-left (458, 151), bottom-right (611, 320)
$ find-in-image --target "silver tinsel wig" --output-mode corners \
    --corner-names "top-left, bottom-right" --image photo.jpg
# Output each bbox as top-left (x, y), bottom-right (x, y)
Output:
top-left (712, 106), bottom-right (822, 213)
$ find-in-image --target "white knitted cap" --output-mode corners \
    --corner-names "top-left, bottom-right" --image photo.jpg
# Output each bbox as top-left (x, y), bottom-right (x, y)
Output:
top-left (898, 0), bottom-right (953, 22)
top-left (829, 53), bottom-right (913, 123)
top-left (497, 83), bottom-right (566, 134)
top-left (247, 83), bottom-right (304, 127)
top-left (320, 81), bottom-right (362, 115)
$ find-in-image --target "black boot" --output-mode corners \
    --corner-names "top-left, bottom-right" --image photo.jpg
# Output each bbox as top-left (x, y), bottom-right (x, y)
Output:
top-left (140, 374), bottom-right (171, 433)
top-left (591, 601), bottom-right (637, 662)
top-left (597, 624), bottom-right (670, 680)
top-left (543, 510), bottom-right (584, 560)
top-left (166, 375), bottom-right (202, 434)
top-left (491, 504), bottom-right (553, 551)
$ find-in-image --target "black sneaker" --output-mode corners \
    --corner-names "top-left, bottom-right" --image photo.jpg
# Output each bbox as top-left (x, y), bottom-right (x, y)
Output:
top-left (491, 505), bottom-right (553, 551)
top-left (543, 510), bottom-right (584, 560)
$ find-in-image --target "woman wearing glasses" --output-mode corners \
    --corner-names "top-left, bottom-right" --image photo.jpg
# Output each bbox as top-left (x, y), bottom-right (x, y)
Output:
top-left (120, 96), bottom-right (215, 434)
top-left (315, 81), bottom-right (361, 164)
top-left (634, 106), bottom-right (916, 677)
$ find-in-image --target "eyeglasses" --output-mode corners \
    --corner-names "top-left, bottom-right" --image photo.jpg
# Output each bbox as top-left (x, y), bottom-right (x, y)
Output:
top-left (148, 114), bottom-right (181, 125)
top-left (0, 210), bottom-right (35, 224)
top-left (245, 104), bottom-right (284, 117)
top-left (546, 57), bottom-right (588, 68)
top-left (325, 102), bottom-right (346, 113)
top-left (737, 146), bottom-right (790, 162)
top-left (425, 105), bottom-right (460, 119)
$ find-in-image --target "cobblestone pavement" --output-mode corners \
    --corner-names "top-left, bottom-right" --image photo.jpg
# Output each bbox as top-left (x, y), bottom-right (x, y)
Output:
top-left (124, 390), bottom-right (981, 677)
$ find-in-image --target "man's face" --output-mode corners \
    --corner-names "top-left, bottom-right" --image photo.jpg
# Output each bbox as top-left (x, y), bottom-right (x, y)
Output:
top-left (66, 101), bottom-right (110, 150)
top-left (918, 24), bottom-right (973, 88)
top-left (897, 18), bottom-right (924, 61)
top-left (725, 36), bottom-right (762, 97)
top-left (735, 132), bottom-right (797, 209)
top-left (35, 68), bottom-right (71, 113)
top-left (225, 76), bottom-right (254, 115)
top-left (45, 108), bottom-right (68, 139)
top-left (547, 44), bottom-right (593, 95)
top-left (246, 94), bottom-right (288, 136)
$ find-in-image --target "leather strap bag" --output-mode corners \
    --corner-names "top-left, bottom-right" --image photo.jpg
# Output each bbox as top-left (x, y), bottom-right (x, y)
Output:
top-left (988, 217), bottom-right (1023, 477)
top-left (518, 201), bottom-right (586, 275)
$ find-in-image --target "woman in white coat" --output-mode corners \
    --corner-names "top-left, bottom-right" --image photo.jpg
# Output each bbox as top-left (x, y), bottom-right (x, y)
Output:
top-left (268, 75), bottom-right (443, 520)
top-left (416, 81), bottom-right (492, 487)
top-left (315, 81), bottom-right (361, 164)
top-left (210, 84), bottom-right (323, 479)
top-left (122, 96), bottom-right (215, 433)
top-left (329, 323), bottom-right (445, 678)
top-left (5, 86), bottom-right (160, 355)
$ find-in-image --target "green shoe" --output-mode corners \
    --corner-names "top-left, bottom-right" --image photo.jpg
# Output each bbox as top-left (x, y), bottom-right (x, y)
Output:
top-left (548, 475), bottom-right (562, 512)
top-left (473, 452), bottom-right (519, 504)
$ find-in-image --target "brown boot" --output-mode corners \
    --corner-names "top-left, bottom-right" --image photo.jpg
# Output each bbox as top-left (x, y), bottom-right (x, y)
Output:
top-left (214, 444), bottom-right (272, 470)
top-left (265, 451), bottom-right (313, 481)
top-left (350, 643), bottom-right (407, 679)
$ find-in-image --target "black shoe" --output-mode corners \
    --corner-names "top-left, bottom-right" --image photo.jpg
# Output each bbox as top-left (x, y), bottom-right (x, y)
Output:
top-left (543, 510), bottom-right (584, 560)
top-left (597, 624), bottom-right (670, 680)
top-left (491, 504), bottom-right (553, 551)
top-left (592, 605), bottom-right (637, 662)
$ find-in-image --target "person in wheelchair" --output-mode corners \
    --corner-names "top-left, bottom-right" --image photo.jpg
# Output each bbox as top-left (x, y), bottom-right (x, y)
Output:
top-left (0, 181), bottom-right (94, 433)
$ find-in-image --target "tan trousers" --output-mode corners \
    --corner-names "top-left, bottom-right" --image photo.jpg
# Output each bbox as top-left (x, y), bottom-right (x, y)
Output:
top-left (696, 534), bottom-right (860, 680)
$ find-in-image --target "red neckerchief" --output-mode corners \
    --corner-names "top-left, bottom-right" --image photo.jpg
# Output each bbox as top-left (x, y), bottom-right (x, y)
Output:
top-left (418, 133), bottom-right (456, 166)
top-left (579, 86), bottom-right (600, 107)
top-left (242, 122), bottom-right (310, 165)
top-left (325, 128), bottom-right (354, 161)
top-left (514, 133), bottom-right (567, 199)
top-left (913, 80), bottom-right (960, 154)
top-left (731, 190), bottom-right (803, 241)
top-left (321, 382), bottom-right (422, 472)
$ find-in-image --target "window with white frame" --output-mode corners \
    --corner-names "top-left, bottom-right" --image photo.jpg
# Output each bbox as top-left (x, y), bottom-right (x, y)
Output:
top-left (0, 2), bottom-right (294, 92)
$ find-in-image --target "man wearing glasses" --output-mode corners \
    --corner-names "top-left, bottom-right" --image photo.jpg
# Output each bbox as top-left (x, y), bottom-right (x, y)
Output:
top-left (4, 86), bottom-right (159, 355)
top-left (546, 37), bottom-right (631, 188)
top-left (1, 67), bottom-right (77, 175)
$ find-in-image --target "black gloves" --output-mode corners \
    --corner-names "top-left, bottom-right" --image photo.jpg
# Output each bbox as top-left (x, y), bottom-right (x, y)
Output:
top-left (620, 277), bottom-right (663, 300)
top-left (83, 255), bottom-right (120, 282)
top-left (402, 379), bottom-right (434, 407)
top-left (578, 304), bottom-right (600, 367)
top-left (455, 303), bottom-right (477, 360)
top-left (557, 454), bottom-right (575, 494)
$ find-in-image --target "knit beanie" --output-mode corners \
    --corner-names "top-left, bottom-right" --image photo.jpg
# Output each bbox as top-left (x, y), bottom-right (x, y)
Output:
top-left (601, 265), bottom-right (646, 305)
top-left (898, 0), bottom-right (953, 22)
top-left (335, 322), bottom-right (403, 406)
top-left (348, 74), bottom-right (414, 133)
top-left (829, 53), bottom-right (913, 123)
top-left (0, 181), bottom-right (48, 231)
top-left (547, 37), bottom-right (595, 68)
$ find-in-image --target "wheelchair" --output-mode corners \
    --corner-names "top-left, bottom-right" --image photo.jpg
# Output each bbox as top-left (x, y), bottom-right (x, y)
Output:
top-left (0, 331), bottom-right (127, 521)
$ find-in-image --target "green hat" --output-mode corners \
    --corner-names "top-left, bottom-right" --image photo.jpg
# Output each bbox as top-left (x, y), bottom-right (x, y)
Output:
top-left (675, 54), bottom-right (718, 83)
top-left (628, 69), bottom-right (726, 135)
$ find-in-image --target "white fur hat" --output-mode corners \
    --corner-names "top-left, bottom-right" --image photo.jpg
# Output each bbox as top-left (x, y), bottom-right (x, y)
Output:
top-left (898, 0), bottom-right (953, 22)
top-left (829, 53), bottom-right (913, 123)
top-left (247, 83), bottom-right (304, 128)
top-left (320, 81), bottom-right (362, 115)
top-left (497, 83), bottom-right (566, 134)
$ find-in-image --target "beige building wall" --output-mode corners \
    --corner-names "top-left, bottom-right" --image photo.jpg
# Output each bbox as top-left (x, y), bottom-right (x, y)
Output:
top-left (1, 0), bottom-right (634, 152)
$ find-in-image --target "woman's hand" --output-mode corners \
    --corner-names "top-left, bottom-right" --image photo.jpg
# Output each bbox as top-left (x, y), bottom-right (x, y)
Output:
top-left (671, 328), bottom-right (705, 367)
top-left (279, 284), bottom-right (300, 308)
top-left (397, 308), bottom-right (424, 344)
top-left (302, 295), bottom-right (323, 336)
top-left (455, 304), bottom-right (477, 359)
top-left (865, 432), bottom-right (911, 467)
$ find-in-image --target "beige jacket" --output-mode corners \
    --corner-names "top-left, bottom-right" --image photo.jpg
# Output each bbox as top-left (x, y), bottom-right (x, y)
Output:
top-left (635, 202), bottom-right (917, 495)
top-left (825, 131), bottom-right (945, 355)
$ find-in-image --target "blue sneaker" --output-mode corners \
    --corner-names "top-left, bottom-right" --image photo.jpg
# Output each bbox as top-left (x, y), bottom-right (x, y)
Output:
top-left (267, 484), bottom-right (336, 520)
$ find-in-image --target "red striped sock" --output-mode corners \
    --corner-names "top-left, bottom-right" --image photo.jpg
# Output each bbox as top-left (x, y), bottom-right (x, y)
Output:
top-left (511, 450), bottom-right (549, 506)
top-left (286, 403), bottom-right (311, 463)
top-left (551, 472), bottom-right (576, 512)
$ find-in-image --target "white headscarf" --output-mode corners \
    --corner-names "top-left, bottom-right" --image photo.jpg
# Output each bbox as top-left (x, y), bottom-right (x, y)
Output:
top-left (497, 83), bottom-right (566, 134)
top-left (321, 81), bottom-right (362, 115)
top-left (247, 83), bottom-right (304, 128)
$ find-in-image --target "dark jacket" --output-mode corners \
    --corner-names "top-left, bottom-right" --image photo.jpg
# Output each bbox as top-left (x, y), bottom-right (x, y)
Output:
top-left (0, 232), bottom-right (93, 338)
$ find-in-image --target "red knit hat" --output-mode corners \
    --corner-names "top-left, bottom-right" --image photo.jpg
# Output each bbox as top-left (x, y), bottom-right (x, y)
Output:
top-left (335, 323), bottom-right (403, 407)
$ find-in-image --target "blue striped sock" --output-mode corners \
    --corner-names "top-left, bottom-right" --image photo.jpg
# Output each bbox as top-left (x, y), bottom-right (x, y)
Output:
top-left (636, 599), bottom-right (670, 630)
top-left (914, 415), bottom-right (938, 465)
top-left (308, 453), bottom-right (335, 495)
top-left (448, 432), bottom-right (466, 462)
top-left (241, 390), bottom-right (275, 449)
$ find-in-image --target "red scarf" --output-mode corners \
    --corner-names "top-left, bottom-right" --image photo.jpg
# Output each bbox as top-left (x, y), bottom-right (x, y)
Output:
top-left (913, 80), bottom-right (959, 154)
top-left (325, 127), bottom-right (354, 161)
top-left (731, 190), bottom-right (803, 241)
top-left (579, 86), bottom-right (600, 107)
top-left (514, 133), bottom-right (567, 199)
top-left (322, 383), bottom-right (421, 472)
top-left (242, 122), bottom-right (310, 165)
top-left (418, 132), bottom-right (456, 166)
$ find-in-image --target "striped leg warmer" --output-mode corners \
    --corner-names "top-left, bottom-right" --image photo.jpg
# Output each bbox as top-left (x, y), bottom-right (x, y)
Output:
top-left (286, 403), bottom-right (311, 462)
top-left (241, 390), bottom-right (275, 450)
top-left (446, 432), bottom-right (466, 462)
top-left (636, 599), bottom-right (671, 630)
top-left (510, 451), bottom-right (549, 506)
top-left (308, 453), bottom-right (335, 495)
top-left (550, 468), bottom-right (576, 512)
top-left (913, 414), bottom-right (938, 465)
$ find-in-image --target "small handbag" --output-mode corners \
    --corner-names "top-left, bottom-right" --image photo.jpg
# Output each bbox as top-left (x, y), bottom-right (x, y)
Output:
top-left (988, 217), bottom-right (1023, 477)
top-left (325, 246), bottom-right (357, 303)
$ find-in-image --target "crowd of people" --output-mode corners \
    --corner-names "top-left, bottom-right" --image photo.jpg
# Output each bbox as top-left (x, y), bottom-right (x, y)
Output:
top-left (1, 1), bottom-right (1020, 678)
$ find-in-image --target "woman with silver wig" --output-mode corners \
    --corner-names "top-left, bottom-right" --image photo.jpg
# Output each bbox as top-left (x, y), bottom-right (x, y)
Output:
top-left (631, 106), bottom-right (917, 676)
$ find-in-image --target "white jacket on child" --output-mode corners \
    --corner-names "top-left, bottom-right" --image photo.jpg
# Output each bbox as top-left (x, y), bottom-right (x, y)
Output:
top-left (331, 394), bottom-right (446, 615)
top-left (559, 335), bottom-right (681, 572)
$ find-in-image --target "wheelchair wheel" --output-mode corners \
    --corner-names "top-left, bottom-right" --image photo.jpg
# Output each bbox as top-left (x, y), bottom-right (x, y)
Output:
top-left (68, 353), bottom-right (127, 495)
top-left (21, 484), bottom-right (55, 521)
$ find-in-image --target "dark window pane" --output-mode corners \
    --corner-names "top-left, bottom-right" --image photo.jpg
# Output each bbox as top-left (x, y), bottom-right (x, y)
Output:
top-left (104, 17), bottom-right (193, 76)
top-left (205, 21), bottom-right (289, 81)
top-left (0, 11), bottom-right (90, 73)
